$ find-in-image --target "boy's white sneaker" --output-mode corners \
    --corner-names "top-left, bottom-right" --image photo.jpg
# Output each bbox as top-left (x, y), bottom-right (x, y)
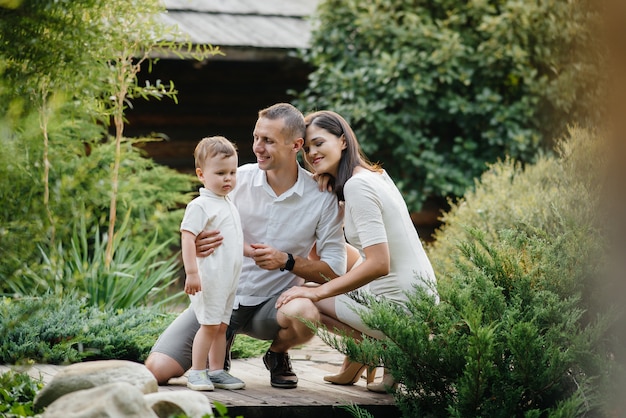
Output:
top-left (209, 370), bottom-right (246, 390)
top-left (187, 369), bottom-right (214, 391)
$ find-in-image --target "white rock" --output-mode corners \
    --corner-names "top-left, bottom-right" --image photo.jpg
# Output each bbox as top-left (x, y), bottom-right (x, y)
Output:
top-left (34, 360), bottom-right (158, 409)
top-left (144, 391), bottom-right (214, 418)
top-left (42, 382), bottom-right (158, 418)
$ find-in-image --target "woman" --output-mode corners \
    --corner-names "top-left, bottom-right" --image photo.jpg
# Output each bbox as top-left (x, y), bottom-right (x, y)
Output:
top-left (276, 110), bottom-right (438, 392)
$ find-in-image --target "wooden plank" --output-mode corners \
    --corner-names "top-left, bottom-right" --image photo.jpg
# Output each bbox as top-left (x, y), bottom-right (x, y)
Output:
top-left (0, 364), bottom-right (63, 385)
top-left (160, 356), bottom-right (394, 408)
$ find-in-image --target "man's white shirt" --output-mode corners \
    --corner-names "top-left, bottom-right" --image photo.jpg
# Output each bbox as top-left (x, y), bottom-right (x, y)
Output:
top-left (229, 163), bottom-right (347, 307)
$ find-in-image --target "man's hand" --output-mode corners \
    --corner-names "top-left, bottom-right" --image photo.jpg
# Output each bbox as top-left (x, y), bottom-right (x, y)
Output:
top-left (244, 243), bottom-right (255, 258)
top-left (196, 229), bottom-right (223, 257)
top-left (250, 243), bottom-right (289, 270)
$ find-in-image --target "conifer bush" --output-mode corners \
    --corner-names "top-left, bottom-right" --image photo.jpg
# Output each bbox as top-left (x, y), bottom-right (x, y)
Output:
top-left (0, 295), bottom-right (176, 364)
top-left (320, 128), bottom-right (615, 416)
top-left (0, 295), bottom-right (269, 365)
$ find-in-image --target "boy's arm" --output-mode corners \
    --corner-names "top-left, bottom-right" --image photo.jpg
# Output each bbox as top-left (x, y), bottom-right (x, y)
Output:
top-left (181, 230), bottom-right (201, 295)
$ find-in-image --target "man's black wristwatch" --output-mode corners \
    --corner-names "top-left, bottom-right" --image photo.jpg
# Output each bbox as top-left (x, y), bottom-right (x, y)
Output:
top-left (280, 253), bottom-right (295, 271)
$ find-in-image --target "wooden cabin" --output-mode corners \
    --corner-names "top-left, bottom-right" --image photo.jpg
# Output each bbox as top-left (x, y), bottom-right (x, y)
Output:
top-left (125, 0), bottom-right (318, 171)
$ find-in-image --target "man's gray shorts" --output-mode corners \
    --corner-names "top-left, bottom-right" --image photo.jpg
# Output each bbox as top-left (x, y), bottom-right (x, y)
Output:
top-left (150, 296), bottom-right (281, 371)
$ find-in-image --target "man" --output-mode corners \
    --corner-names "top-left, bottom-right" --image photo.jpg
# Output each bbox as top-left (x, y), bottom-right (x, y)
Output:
top-left (145, 103), bottom-right (347, 389)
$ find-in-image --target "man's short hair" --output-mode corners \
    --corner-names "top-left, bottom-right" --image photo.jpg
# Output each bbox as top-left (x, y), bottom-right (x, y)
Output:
top-left (258, 103), bottom-right (306, 142)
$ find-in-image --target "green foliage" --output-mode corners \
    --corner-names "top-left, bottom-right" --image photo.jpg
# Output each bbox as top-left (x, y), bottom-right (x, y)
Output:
top-left (339, 403), bottom-right (375, 418)
top-left (0, 0), bottom-right (215, 120)
top-left (296, 0), bottom-right (603, 210)
top-left (17, 214), bottom-right (186, 310)
top-left (230, 335), bottom-right (271, 361)
top-left (0, 50), bottom-right (194, 299)
top-left (0, 123), bottom-right (194, 300)
top-left (0, 293), bottom-right (270, 366)
top-left (210, 401), bottom-right (243, 418)
top-left (0, 0), bottom-right (216, 303)
top-left (428, 126), bottom-right (603, 289)
top-left (317, 128), bottom-right (613, 416)
top-left (0, 371), bottom-right (43, 418)
top-left (0, 0), bottom-right (110, 103)
top-left (47, 137), bottom-right (194, 244)
top-left (97, 0), bottom-right (202, 267)
top-left (0, 296), bottom-right (176, 364)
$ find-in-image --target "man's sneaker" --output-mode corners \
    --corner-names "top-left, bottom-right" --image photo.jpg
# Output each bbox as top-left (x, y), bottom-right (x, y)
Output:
top-left (187, 369), bottom-right (214, 391)
top-left (209, 370), bottom-right (246, 390)
top-left (262, 350), bottom-right (298, 389)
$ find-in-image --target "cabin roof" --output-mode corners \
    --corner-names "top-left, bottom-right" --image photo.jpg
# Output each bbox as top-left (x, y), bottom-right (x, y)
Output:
top-left (162, 0), bottom-right (319, 50)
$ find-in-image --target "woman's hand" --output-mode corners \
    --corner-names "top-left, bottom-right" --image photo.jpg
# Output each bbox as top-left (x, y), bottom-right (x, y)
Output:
top-left (275, 286), bottom-right (321, 308)
top-left (195, 229), bottom-right (223, 257)
top-left (312, 172), bottom-right (334, 193)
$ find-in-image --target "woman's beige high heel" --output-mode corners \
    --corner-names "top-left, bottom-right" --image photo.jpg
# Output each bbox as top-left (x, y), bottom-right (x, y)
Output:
top-left (324, 360), bottom-right (376, 385)
top-left (366, 368), bottom-right (398, 393)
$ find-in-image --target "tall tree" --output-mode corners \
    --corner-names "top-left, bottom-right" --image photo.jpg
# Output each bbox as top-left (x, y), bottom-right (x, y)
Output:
top-left (296, 0), bottom-right (603, 211)
top-left (0, 0), bottom-right (219, 266)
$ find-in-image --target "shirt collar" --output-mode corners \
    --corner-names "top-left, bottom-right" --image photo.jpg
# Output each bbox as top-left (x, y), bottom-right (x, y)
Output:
top-left (251, 163), bottom-right (307, 198)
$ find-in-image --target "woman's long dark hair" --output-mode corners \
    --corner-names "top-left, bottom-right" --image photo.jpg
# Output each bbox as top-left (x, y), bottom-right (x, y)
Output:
top-left (304, 110), bottom-right (380, 201)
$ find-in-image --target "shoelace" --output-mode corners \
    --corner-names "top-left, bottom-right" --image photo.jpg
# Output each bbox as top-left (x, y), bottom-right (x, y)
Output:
top-left (279, 353), bottom-right (292, 371)
top-left (268, 352), bottom-right (293, 373)
top-left (276, 353), bottom-right (296, 376)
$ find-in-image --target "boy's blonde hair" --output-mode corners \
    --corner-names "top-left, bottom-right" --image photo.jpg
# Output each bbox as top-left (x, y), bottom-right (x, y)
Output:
top-left (194, 136), bottom-right (238, 169)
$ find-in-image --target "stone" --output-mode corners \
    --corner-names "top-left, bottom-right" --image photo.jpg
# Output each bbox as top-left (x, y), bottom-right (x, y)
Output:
top-left (144, 391), bottom-right (214, 418)
top-left (34, 360), bottom-right (158, 410)
top-left (41, 382), bottom-right (157, 418)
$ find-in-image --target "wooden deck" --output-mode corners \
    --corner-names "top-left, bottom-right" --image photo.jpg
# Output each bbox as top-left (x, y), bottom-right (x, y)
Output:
top-left (1, 337), bottom-right (400, 418)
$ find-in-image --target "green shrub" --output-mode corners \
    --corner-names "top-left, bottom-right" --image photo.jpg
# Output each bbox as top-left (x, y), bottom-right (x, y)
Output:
top-left (0, 295), bottom-right (272, 366)
top-left (0, 371), bottom-right (43, 417)
top-left (0, 126), bottom-right (194, 301)
top-left (230, 335), bottom-right (271, 361)
top-left (0, 296), bottom-right (176, 364)
top-left (428, 127), bottom-right (603, 300)
top-left (18, 213), bottom-right (186, 310)
top-left (296, 0), bottom-right (603, 210)
top-left (317, 127), bottom-right (613, 416)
